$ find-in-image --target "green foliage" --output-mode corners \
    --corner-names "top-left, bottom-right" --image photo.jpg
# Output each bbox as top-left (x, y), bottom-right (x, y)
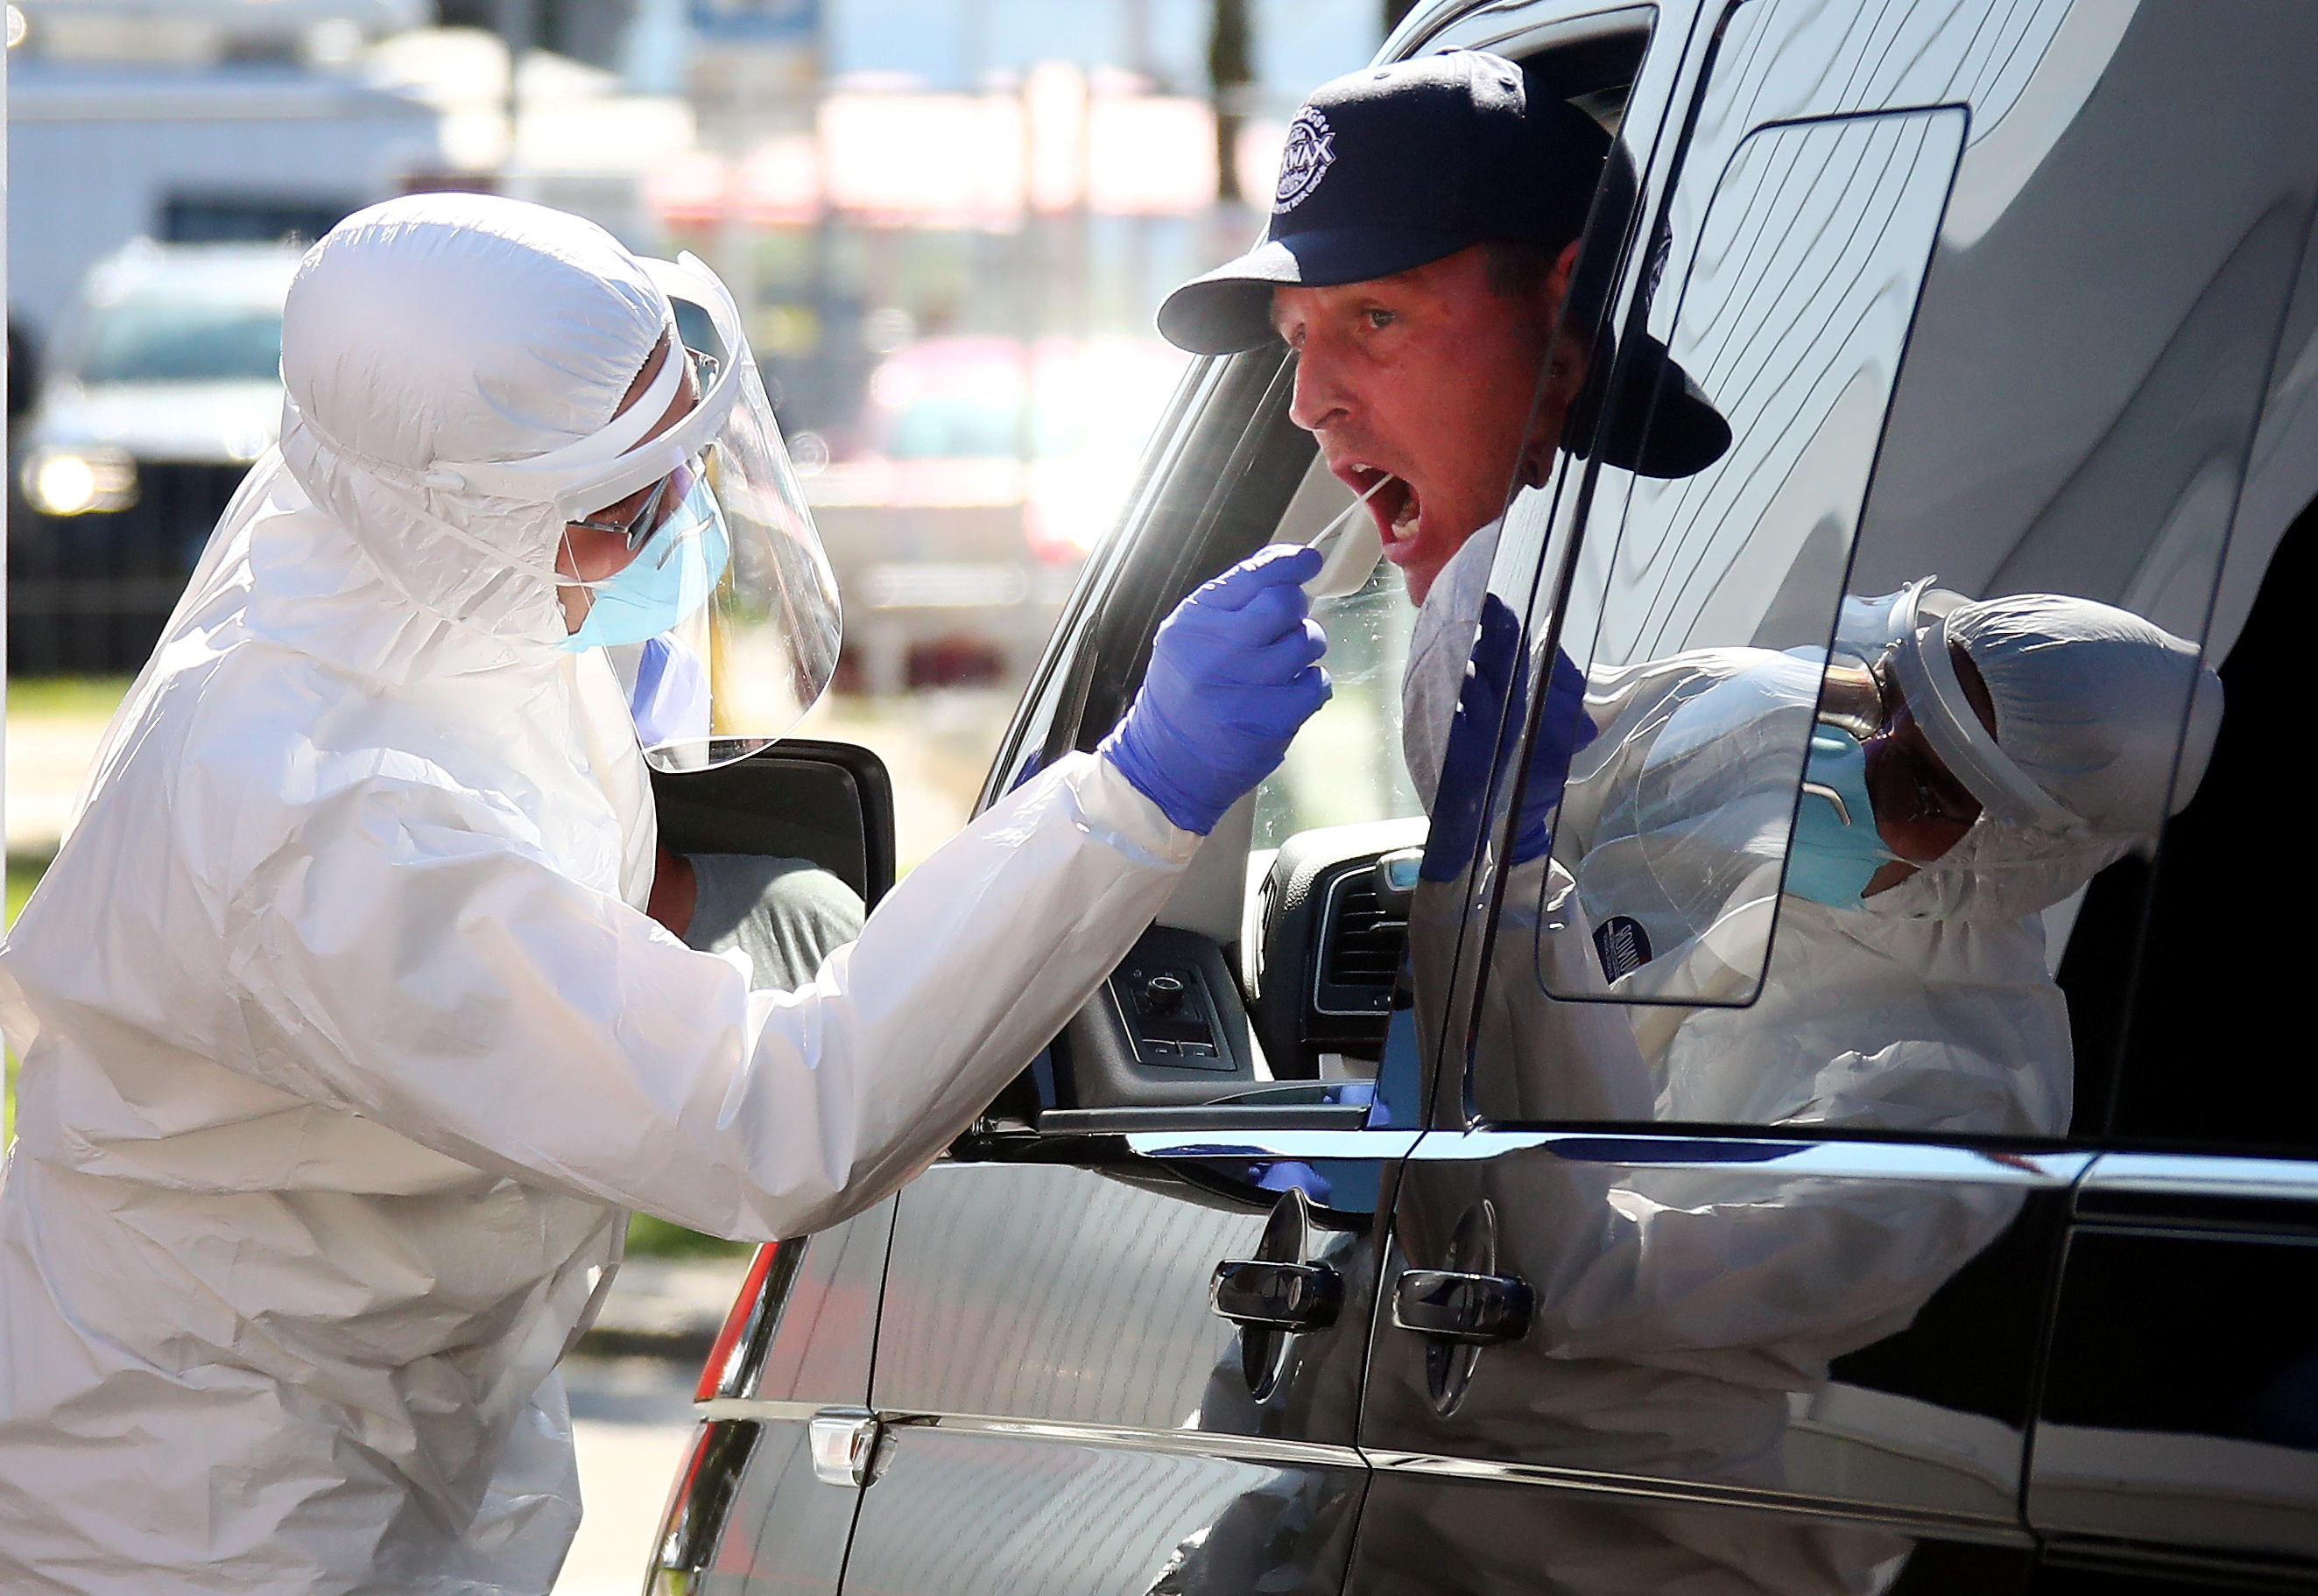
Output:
top-left (7, 676), bottom-right (136, 720)
top-left (625, 1210), bottom-right (753, 1260)
top-left (8, 852), bottom-right (51, 928)
top-left (4, 853), bottom-right (48, 1143)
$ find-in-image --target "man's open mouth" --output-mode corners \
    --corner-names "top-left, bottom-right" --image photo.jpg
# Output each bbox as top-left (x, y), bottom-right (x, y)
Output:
top-left (1347, 466), bottom-right (1420, 552)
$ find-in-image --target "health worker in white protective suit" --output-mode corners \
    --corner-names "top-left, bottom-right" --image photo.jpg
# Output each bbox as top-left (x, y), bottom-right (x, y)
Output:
top-left (0, 194), bottom-right (1331, 1595)
top-left (1556, 578), bottom-right (2224, 1136)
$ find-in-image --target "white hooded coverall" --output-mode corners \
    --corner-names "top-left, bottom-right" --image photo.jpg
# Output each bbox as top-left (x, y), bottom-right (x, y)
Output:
top-left (0, 197), bottom-right (1199, 1593)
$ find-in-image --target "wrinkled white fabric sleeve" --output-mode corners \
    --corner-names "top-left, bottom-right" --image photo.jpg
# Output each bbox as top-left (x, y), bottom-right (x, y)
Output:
top-left (223, 752), bottom-right (1195, 1239)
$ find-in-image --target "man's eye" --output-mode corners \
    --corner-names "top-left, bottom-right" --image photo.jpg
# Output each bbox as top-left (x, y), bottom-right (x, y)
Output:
top-left (1365, 308), bottom-right (1396, 330)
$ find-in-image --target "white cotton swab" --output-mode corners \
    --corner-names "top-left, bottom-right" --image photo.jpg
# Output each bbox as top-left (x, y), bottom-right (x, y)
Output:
top-left (1307, 472), bottom-right (1392, 548)
top-left (1302, 474), bottom-right (1393, 601)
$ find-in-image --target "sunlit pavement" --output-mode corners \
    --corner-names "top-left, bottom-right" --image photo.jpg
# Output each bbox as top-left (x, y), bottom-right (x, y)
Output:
top-left (557, 1355), bottom-right (706, 1596)
top-left (3, 702), bottom-right (116, 857)
top-left (557, 1248), bottom-right (762, 1594)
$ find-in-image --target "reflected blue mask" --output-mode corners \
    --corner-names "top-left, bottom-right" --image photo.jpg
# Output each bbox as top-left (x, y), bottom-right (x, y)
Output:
top-left (560, 478), bottom-right (731, 653)
top-left (1786, 727), bottom-right (1897, 908)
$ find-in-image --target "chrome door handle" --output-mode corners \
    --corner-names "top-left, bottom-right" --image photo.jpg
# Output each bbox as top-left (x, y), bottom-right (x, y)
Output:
top-left (807, 1407), bottom-right (882, 1487)
top-left (1392, 1269), bottom-right (1532, 1345)
top-left (1209, 1258), bottom-right (1343, 1332)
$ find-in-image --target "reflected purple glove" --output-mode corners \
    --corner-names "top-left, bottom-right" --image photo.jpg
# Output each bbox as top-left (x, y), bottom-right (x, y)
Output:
top-left (1420, 594), bottom-right (1597, 882)
top-left (1101, 545), bottom-right (1333, 834)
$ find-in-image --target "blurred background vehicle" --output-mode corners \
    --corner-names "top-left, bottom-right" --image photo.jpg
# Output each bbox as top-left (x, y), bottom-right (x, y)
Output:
top-left (5, 0), bottom-right (1384, 700)
top-left (10, 240), bottom-right (301, 673)
top-left (812, 332), bottom-right (1187, 694)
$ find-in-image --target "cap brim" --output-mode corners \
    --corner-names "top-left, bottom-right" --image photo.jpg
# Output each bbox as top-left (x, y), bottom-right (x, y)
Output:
top-left (1157, 228), bottom-right (1478, 355)
top-left (1575, 328), bottom-right (1731, 480)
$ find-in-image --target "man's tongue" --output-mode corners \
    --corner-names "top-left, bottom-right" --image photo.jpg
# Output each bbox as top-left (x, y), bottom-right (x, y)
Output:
top-left (1370, 475), bottom-right (1420, 552)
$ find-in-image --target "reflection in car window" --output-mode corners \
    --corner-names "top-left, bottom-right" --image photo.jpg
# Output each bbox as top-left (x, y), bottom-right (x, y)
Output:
top-left (1538, 107), bottom-right (1970, 1009)
top-left (1475, 117), bottom-right (2242, 1142)
top-left (1351, 8), bottom-right (2317, 1596)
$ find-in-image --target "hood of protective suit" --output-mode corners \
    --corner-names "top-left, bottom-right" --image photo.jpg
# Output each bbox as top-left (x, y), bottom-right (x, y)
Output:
top-left (1868, 592), bottom-right (2223, 922)
top-left (273, 193), bottom-right (673, 664)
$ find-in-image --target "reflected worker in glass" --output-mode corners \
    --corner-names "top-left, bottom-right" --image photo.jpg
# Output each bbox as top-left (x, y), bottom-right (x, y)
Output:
top-left (1365, 587), bottom-right (2226, 1594)
top-left (1560, 581), bottom-right (2223, 1135)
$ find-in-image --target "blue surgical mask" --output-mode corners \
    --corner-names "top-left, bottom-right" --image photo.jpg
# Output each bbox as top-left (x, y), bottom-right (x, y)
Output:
top-left (1786, 726), bottom-right (1896, 908)
top-left (560, 479), bottom-right (731, 653)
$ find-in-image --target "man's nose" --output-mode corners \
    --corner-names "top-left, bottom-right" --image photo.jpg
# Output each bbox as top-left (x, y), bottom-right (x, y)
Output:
top-left (1288, 330), bottom-right (1353, 433)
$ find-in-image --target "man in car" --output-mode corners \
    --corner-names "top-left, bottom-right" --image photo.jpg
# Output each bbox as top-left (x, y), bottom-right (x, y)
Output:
top-left (1156, 48), bottom-right (1725, 816)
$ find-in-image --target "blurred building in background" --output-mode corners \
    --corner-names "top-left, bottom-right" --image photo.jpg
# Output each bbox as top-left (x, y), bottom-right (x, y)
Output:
top-left (6, 2), bottom-right (436, 338)
top-left (7, 0), bottom-right (1379, 694)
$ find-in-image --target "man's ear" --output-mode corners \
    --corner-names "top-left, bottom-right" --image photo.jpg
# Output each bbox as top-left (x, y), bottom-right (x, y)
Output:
top-left (1539, 237), bottom-right (1591, 402)
top-left (1543, 237), bottom-right (1584, 320)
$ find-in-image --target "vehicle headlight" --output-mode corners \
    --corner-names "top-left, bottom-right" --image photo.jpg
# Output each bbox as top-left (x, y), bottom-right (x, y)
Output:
top-left (23, 446), bottom-right (139, 516)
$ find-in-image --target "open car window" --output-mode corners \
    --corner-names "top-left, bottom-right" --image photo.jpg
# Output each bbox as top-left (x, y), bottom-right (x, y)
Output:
top-left (1004, 21), bottom-right (1659, 1135)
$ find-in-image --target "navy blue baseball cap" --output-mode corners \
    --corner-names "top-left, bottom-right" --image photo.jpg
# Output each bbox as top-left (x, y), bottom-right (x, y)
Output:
top-left (1161, 49), bottom-right (1729, 480)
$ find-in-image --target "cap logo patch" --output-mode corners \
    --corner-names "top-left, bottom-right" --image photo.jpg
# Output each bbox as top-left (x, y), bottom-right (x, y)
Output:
top-left (1273, 108), bottom-right (1335, 214)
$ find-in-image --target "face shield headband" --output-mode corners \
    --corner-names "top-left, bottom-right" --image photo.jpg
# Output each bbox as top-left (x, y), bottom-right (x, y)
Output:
top-left (1882, 580), bottom-right (2084, 837)
top-left (422, 254), bottom-right (753, 536)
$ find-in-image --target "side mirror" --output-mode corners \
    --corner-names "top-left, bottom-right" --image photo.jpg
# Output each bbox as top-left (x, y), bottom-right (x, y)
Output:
top-left (648, 739), bottom-right (897, 908)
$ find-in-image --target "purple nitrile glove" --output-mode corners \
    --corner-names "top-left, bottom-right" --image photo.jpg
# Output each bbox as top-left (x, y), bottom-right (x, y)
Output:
top-left (1100, 545), bottom-right (1333, 834)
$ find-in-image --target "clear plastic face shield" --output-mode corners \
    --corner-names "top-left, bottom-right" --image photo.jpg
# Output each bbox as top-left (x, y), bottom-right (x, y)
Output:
top-left (433, 253), bottom-right (842, 771)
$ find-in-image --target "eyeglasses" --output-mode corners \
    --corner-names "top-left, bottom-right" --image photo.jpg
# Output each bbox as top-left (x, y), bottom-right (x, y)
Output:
top-left (567, 347), bottom-right (722, 552)
top-left (568, 467), bottom-right (681, 552)
top-left (1869, 735), bottom-right (1982, 832)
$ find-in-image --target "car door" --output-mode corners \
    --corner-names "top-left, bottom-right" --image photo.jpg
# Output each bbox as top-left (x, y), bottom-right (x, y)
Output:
top-left (636, 743), bottom-right (904, 1596)
top-left (1350, 1), bottom-right (2318, 1592)
top-left (2026, 495), bottom-right (2318, 1584)
top-left (1942, 11), bottom-right (2318, 1583)
top-left (821, 11), bottom-right (1700, 1591)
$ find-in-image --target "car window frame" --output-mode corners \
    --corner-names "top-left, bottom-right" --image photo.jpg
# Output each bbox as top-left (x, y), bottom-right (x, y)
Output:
top-left (1393, 0), bottom-right (1724, 1131)
top-left (958, 0), bottom-right (1706, 1146)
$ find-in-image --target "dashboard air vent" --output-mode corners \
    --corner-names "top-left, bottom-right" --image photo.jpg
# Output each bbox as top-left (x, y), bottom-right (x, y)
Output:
top-left (1314, 867), bottom-right (1408, 1015)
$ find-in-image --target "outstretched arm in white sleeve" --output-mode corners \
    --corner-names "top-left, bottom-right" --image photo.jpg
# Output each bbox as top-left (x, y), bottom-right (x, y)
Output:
top-left (224, 545), bottom-right (1333, 1240)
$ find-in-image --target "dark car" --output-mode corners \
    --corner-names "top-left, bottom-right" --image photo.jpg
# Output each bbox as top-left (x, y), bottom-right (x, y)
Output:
top-left (640, 2), bottom-right (2318, 1592)
top-left (8, 240), bottom-right (299, 674)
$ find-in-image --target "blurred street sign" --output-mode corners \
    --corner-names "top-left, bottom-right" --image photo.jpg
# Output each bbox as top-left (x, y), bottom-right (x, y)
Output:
top-left (648, 85), bottom-right (1274, 229)
top-left (690, 0), bottom-right (815, 43)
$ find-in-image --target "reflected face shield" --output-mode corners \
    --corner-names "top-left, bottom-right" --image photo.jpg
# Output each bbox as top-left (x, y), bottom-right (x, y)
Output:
top-left (1817, 655), bottom-right (1984, 865)
top-left (427, 252), bottom-right (842, 771)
